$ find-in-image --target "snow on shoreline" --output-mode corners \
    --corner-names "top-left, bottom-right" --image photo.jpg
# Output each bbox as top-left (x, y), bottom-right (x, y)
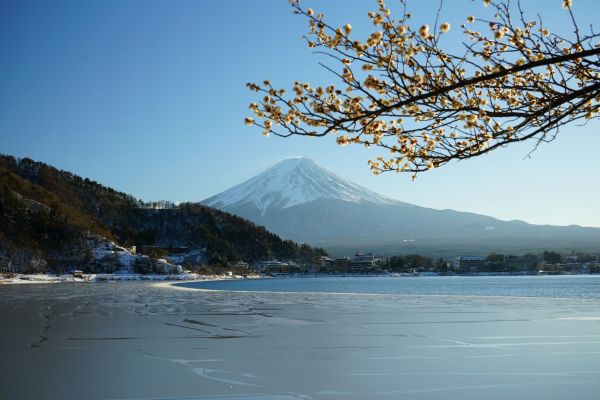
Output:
top-left (0, 273), bottom-right (262, 285)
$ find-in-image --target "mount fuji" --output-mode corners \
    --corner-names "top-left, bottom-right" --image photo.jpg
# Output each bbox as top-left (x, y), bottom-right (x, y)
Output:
top-left (203, 158), bottom-right (600, 256)
top-left (205, 157), bottom-right (403, 214)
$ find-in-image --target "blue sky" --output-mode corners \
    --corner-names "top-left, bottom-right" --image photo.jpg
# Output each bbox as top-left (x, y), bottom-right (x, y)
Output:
top-left (2, 0), bottom-right (599, 227)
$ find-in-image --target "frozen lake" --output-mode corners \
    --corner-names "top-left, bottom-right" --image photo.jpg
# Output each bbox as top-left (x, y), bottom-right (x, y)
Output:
top-left (178, 275), bottom-right (600, 299)
top-left (1, 280), bottom-right (600, 399)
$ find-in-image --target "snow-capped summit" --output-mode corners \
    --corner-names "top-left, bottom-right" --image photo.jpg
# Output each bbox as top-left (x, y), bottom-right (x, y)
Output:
top-left (203, 157), bottom-right (401, 214)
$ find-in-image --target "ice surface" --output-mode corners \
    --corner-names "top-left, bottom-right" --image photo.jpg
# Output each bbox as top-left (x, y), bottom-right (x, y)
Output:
top-left (0, 282), bottom-right (599, 399)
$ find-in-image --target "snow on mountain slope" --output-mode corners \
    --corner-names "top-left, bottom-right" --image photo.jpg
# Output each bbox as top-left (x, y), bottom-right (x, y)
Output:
top-left (202, 157), bottom-right (600, 255)
top-left (203, 157), bottom-right (404, 214)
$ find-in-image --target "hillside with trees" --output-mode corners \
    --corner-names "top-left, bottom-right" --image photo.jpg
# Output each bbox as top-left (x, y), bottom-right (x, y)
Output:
top-left (0, 154), bottom-right (326, 273)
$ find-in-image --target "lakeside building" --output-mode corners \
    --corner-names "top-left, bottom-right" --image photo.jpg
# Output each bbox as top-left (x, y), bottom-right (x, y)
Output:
top-left (252, 253), bottom-right (600, 277)
top-left (538, 262), bottom-right (591, 274)
top-left (504, 255), bottom-right (538, 272)
top-left (564, 255), bottom-right (579, 264)
top-left (334, 257), bottom-right (351, 273)
top-left (351, 252), bottom-right (377, 273)
top-left (564, 263), bottom-right (591, 274)
top-left (255, 260), bottom-right (302, 274)
top-left (454, 256), bottom-right (484, 273)
top-left (318, 255), bottom-right (382, 274)
top-left (229, 260), bottom-right (250, 270)
top-left (319, 256), bottom-right (335, 273)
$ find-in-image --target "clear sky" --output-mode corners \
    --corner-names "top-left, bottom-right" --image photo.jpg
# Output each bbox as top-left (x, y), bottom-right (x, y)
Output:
top-left (2, 0), bottom-right (599, 227)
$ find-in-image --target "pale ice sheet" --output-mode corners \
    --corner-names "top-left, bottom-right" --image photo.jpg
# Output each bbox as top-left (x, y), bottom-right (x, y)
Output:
top-left (1, 282), bottom-right (599, 399)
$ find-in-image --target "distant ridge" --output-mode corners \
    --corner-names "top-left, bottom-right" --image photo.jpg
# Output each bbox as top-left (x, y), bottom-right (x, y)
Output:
top-left (202, 158), bottom-right (600, 256)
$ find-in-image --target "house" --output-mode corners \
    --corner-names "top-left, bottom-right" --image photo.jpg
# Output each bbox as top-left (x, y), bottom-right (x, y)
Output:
top-left (230, 260), bottom-right (250, 270)
top-left (257, 260), bottom-right (301, 274)
top-left (456, 256), bottom-right (484, 273)
top-left (319, 256), bottom-right (335, 273)
top-left (351, 253), bottom-right (376, 273)
top-left (334, 257), bottom-right (351, 273)
top-left (505, 255), bottom-right (537, 272)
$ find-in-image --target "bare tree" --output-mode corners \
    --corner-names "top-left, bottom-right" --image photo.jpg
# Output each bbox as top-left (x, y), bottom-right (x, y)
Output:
top-left (246, 0), bottom-right (599, 178)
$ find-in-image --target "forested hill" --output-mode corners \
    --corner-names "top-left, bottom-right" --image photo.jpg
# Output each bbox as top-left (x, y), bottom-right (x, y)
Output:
top-left (0, 154), bottom-right (326, 272)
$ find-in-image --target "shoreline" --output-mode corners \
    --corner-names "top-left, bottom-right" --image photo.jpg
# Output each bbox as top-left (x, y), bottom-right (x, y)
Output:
top-left (0, 272), bottom-right (263, 285)
top-left (2, 271), bottom-right (598, 286)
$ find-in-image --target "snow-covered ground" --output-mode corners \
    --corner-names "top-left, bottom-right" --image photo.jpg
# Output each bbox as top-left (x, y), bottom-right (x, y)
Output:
top-left (0, 239), bottom-right (260, 285)
top-left (92, 240), bottom-right (139, 271)
top-left (0, 272), bottom-right (259, 285)
top-left (93, 239), bottom-right (178, 271)
top-left (0, 274), bottom-right (85, 284)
